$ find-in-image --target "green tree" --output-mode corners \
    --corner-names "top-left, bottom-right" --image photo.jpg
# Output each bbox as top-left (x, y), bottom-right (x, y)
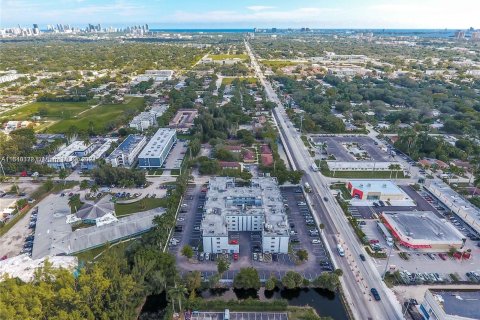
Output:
top-left (265, 276), bottom-right (277, 291)
top-left (168, 283), bottom-right (187, 313)
top-left (312, 273), bottom-right (341, 292)
top-left (80, 180), bottom-right (89, 190)
top-left (90, 183), bottom-right (99, 194)
top-left (184, 271), bottom-right (202, 293)
top-left (181, 245), bottom-right (194, 259)
top-left (296, 249), bottom-right (309, 262)
top-left (233, 267), bottom-right (261, 290)
top-left (217, 257), bottom-right (230, 275)
top-left (281, 271), bottom-right (304, 289)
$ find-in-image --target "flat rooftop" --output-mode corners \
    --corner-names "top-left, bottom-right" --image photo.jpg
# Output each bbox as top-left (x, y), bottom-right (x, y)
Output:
top-left (426, 180), bottom-right (480, 232)
top-left (202, 177), bottom-right (288, 237)
top-left (50, 140), bottom-right (90, 161)
top-left (431, 289), bottom-right (480, 319)
top-left (382, 211), bottom-right (465, 243)
top-left (138, 128), bottom-right (176, 159)
top-left (81, 139), bottom-right (115, 162)
top-left (108, 134), bottom-right (145, 156)
top-left (349, 180), bottom-right (405, 195)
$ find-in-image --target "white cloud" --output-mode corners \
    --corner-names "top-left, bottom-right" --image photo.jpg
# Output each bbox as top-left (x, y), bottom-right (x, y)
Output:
top-left (247, 6), bottom-right (275, 12)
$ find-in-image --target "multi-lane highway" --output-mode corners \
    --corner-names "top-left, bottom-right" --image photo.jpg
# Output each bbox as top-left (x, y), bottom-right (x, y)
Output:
top-left (245, 40), bottom-right (403, 320)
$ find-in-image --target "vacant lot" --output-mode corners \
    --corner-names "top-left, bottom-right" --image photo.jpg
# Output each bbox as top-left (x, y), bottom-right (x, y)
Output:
top-left (0, 101), bottom-right (94, 121)
top-left (46, 97), bottom-right (145, 134)
top-left (222, 77), bottom-right (257, 85)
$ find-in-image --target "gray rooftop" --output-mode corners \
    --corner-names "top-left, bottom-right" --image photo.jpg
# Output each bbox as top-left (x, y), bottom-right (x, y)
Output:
top-left (382, 211), bottom-right (465, 243)
top-left (426, 180), bottom-right (480, 233)
top-left (138, 128), bottom-right (176, 159)
top-left (202, 177), bottom-right (289, 237)
top-left (432, 290), bottom-right (480, 319)
top-left (32, 194), bottom-right (164, 258)
top-left (76, 195), bottom-right (115, 221)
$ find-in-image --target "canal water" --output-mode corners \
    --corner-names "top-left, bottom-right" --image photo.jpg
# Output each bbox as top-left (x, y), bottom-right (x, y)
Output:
top-left (141, 288), bottom-right (348, 320)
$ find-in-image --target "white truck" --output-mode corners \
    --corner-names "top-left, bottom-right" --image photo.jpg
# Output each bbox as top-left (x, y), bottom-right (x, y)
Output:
top-left (311, 163), bottom-right (319, 172)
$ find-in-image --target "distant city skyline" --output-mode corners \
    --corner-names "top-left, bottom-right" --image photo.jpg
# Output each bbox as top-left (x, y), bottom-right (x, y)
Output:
top-left (0, 0), bottom-right (478, 29)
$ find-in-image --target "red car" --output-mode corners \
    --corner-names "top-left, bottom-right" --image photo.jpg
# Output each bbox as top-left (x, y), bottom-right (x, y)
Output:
top-left (229, 239), bottom-right (239, 245)
top-left (369, 239), bottom-right (379, 244)
top-left (1, 255), bottom-right (7, 261)
top-left (233, 253), bottom-right (239, 261)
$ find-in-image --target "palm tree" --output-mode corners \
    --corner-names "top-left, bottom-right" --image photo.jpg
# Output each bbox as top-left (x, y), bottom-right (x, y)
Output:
top-left (90, 183), bottom-right (99, 194)
top-left (388, 164), bottom-right (395, 179)
top-left (168, 283), bottom-right (187, 313)
top-left (68, 195), bottom-right (79, 213)
top-left (58, 169), bottom-right (67, 185)
top-left (394, 164), bottom-right (402, 179)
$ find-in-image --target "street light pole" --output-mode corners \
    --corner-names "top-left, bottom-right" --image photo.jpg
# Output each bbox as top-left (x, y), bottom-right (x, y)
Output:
top-left (382, 243), bottom-right (394, 280)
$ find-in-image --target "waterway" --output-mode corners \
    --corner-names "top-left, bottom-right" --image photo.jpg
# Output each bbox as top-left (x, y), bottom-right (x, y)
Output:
top-left (140, 287), bottom-right (349, 320)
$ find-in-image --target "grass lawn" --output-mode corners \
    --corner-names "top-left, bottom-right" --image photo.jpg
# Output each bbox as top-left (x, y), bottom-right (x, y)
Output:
top-left (330, 183), bottom-right (352, 200)
top-left (209, 54), bottom-right (248, 60)
top-left (222, 77), bottom-right (257, 85)
top-left (46, 97), bottom-right (145, 134)
top-left (322, 169), bottom-right (407, 179)
top-left (115, 197), bottom-right (168, 217)
top-left (0, 100), bottom-right (94, 121)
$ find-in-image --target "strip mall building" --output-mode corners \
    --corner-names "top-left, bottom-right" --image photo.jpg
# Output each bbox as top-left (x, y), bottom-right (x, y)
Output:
top-left (380, 211), bottom-right (465, 252)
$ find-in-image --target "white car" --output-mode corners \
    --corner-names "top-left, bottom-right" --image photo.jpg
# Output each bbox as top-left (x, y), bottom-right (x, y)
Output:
top-left (177, 217), bottom-right (185, 222)
top-left (312, 239), bottom-right (321, 244)
top-left (194, 226), bottom-right (200, 231)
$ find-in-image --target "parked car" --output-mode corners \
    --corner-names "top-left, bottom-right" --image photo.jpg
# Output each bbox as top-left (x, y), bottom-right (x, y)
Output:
top-left (359, 254), bottom-right (366, 261)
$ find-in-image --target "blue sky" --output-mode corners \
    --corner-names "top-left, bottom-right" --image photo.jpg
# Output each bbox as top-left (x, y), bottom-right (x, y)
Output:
top-left (1, 0), bottom-right (478, 29)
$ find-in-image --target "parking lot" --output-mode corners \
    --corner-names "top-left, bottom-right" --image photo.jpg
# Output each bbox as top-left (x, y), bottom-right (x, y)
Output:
top-left (163, 140), bottom-right (188, 170)
top-left (310, 135), bottom-right (390, 162)
top-left (170, 185), bottom-right (333, 281)
top-left (356, 184), bottom-right (480, 284)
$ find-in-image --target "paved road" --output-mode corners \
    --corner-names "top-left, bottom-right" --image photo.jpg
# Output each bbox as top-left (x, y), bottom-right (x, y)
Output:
top-left (245, 40), bottom-right (403, 320)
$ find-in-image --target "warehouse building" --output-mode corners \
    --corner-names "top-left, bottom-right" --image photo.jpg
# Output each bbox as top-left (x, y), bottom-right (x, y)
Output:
top-left (47, 140), bottom-right (96, 169)
top-left (381, 211), bottom-right (465, 252)
top-left (137, 128), bottom-right (177, 168)
top-left (202, 177), bottom-right (290, 254)
top-left (420, 289), bottom-right (480, 320)
top-left (425, 180), bottom-right (480, 235)
top-left (106, 134), bottom-right (146, 168)
top-left (347, 180), bottom-right (410, 201)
